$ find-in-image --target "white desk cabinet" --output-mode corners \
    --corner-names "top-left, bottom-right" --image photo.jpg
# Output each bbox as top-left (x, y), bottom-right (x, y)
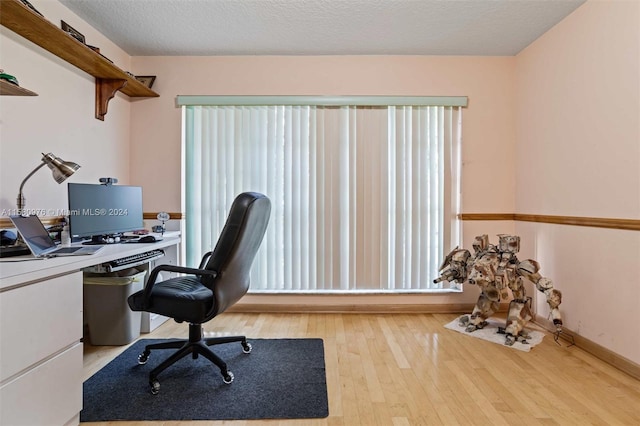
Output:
top-left (0, 236), bottom-right (181, 425)
top-left (1, 271), bottom-right (83, 426)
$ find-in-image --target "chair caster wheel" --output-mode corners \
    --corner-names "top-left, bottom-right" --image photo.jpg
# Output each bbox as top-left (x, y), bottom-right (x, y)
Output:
top-left (242, 341), bottom-right (252, 354)
top-left (222, 371), bottom-right (234, 384)
top-left (150, 379), bottom-right (160, 395)
top-left (138, 351), bottom-right (150, 365)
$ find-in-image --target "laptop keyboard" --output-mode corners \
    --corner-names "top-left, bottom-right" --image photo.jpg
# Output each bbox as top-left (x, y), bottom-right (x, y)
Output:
top-left (53, 247), bottom-right (83, 254)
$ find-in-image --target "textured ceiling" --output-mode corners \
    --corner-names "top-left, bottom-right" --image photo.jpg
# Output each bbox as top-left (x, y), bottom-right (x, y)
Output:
top-left (59, 0), bottom-right (585, 56)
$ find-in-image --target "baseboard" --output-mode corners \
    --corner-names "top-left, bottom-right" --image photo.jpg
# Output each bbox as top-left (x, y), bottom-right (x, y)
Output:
top-left (231, 292), bottom-right (481, 314)
top-left (534, 315), bottom-right (640, 380)
top-left (228, 302), bottom-right (479, 314)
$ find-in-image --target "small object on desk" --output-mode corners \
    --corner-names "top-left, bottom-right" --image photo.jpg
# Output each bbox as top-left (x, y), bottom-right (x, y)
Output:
top-left (139, 235), bottom-right (159, 243)
top-left (60, 218), bottom-right (71, 247)
top-left (133, 229), bottom-right (149, 235)
top-left (0, 244), bottom-right (31, 258)
top-left (155, 211), bottom-right (170, 235)
top-left (1, 230), bottom-right (18, 245)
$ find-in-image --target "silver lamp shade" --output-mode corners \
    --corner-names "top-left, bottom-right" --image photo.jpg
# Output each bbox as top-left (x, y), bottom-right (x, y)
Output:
top-left (17, 152), bottom-right (80, 212)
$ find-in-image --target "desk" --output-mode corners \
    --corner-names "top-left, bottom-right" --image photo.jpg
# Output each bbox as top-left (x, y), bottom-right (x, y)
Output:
top-left (0, 235), bottom-right (181, 426)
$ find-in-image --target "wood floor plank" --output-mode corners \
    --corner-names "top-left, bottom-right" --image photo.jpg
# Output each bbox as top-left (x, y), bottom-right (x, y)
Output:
top-left (323, 336), bottom-right (343, 419)
top-left (82, 312), bottom-right (640, 426)
top-left (376, 316), bottom-right (411, 369)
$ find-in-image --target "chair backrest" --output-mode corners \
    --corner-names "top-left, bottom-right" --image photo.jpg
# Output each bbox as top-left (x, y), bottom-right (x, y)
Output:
top-left (203, 192), bottom-right (271, 315)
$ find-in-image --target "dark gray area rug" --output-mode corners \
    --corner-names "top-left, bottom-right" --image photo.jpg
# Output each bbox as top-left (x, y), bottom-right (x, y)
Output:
top-left (81, 338), bottom-right (329, 422)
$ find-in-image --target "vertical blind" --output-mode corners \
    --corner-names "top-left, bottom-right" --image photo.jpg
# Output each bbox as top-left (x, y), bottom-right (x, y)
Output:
top-left (183, 103), bottom-right (462, 292)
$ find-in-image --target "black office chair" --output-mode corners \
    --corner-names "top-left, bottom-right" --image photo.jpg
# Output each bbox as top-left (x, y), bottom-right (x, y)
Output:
top-left (127, 192), bottom-right (270, 394)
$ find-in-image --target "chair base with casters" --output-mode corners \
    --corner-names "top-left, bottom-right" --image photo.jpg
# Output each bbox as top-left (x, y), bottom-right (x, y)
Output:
top-left (137, 323), bottom-right (252, 395)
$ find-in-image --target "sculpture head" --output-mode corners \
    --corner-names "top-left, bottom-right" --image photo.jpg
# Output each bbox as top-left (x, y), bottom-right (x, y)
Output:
top-left (498, 234), bottom-right (520, 254)
top-left (472, 234), bottom-right (489, 253)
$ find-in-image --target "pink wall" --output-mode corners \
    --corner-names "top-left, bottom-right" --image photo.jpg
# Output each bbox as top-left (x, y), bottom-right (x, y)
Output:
top-left (515, 1), bottom-right (640, 364)
top-left (130, 55), bottom-right (517, 220)
top-left (129, 55), bottom-right (519, 305)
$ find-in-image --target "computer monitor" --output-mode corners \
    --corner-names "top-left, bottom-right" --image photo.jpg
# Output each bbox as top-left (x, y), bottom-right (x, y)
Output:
top-left (67, 183), bottom-right (144, 244)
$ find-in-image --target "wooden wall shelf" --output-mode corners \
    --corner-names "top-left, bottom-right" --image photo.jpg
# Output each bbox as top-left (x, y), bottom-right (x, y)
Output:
top-left (0, 79), bottom-right (37, 96)
top-left (0, 0), bottom-right (159, 119)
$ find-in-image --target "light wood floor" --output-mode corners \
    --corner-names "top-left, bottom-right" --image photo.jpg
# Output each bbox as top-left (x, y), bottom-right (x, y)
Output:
top-left (82, 313), bottom-right (640, 426)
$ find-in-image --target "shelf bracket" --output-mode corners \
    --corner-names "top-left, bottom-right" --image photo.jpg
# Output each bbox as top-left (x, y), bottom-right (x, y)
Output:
top-left (95, 78), bottom-right (127, 121)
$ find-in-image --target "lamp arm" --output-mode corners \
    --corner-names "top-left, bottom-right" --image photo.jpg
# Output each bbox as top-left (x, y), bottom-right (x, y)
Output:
top-left (17, 161), bottom-right (47, 211)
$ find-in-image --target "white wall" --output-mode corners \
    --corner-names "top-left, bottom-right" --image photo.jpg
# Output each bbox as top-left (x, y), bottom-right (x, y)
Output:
top-left (0, 0), bottom-right (132, 216)
top-left (515, 0), bottom-right (640, 364)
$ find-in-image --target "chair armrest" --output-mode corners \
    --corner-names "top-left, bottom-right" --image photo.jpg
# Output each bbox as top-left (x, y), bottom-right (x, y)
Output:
top-left (143, 264), bottom-right (218, 300)
top-left (198, 251), bottom-right (213, 269)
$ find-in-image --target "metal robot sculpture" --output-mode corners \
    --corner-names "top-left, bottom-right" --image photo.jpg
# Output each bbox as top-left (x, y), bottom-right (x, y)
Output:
top-left (434, 234), bottom-right (563, 346)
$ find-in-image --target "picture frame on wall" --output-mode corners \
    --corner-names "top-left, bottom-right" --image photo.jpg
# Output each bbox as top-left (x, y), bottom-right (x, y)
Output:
top-left (135, 76), bottom-right (156, 89)
top-left (61, 21), bottom-right (85, 44)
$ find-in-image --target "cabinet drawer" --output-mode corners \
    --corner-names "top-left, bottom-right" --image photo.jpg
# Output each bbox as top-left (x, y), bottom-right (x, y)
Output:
top-left (0, 342), bottom-right (82, 426)
top-left (0, 271), bottom-right (82, 381)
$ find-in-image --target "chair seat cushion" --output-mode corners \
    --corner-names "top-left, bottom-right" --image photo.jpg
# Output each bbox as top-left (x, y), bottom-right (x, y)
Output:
top-left (128, 276), bottom-right (214, 324)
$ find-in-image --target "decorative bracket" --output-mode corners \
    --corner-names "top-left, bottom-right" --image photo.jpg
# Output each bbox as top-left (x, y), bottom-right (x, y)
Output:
top-left (95, 78), bottom-right (127, 121)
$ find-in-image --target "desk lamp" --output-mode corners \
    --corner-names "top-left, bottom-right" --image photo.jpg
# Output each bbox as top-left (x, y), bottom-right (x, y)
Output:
top-left (17, 152), bottom-right (80, 212)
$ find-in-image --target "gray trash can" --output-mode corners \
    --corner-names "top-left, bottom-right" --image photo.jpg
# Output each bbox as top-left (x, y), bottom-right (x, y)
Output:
top-left (83, 267), bottom-right (147, 345)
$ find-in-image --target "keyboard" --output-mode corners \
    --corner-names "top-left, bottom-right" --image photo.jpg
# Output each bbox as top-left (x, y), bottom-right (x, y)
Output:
top-left (85, 249), bottom-right (165, 273)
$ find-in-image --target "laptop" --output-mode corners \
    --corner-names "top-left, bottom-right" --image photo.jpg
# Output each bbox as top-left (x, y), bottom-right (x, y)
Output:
top-left (9, 215), bottom-right (104, 257)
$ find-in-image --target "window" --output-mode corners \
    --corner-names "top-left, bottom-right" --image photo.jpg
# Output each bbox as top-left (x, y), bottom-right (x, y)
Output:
top-left (181, 97), bottom-right (464, 292)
